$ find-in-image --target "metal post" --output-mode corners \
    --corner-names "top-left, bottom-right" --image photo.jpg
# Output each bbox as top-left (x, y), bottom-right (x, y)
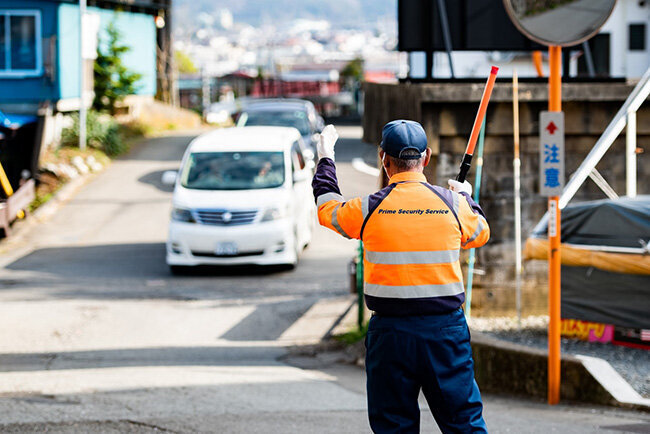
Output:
top-left (559, 66), bottom-right (650, 209)
top-left (533, 51), bottom-right (544, 77)
top-left (79, 0), bottom-right (87, 151)
top-left (513, 70), bottom-right (522, 329)
top-left (547, 45), bottom-right (562, 406)
top-left (582, 41), bottom-right (596, 78)
top-left (356, 241), bottom-right (364, 330)
top-left (464, 118), bottom-right (486, 318)
top-left (626, 110), bottom-right (637, 198)
top-left (201, 69), bottom-right (211, 112)
top-left (436, 0), bottom-right (455, 78)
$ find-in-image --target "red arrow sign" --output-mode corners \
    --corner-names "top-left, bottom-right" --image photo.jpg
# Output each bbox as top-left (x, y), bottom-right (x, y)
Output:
top-left (546, 121), bottom-right (558, 135)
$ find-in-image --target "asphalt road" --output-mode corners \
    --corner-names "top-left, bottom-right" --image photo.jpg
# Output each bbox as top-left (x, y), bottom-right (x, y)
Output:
top-left (0, 126), bottom-right (648, 433)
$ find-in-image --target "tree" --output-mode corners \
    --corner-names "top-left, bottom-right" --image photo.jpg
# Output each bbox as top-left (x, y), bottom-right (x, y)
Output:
top-left (340, 57), bottom-right (364, 84)
top-left (175, 50), bottom-right (198, 74)
top-left (93, 20), bottom-right (142, 115)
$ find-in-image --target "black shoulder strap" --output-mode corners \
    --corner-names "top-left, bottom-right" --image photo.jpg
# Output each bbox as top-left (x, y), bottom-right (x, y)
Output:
top-left (421, 183), bottom-right (462, 232)
top-left (359, 183), bottom-right (397, 240)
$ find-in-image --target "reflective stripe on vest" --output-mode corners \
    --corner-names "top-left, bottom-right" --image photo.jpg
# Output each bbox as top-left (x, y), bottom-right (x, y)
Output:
top-left (317, 192), bottom-right (344, 207)
top-left (361, 195), bottom-right (370, 219)
top-left (365, 249), bottom-right (459, 265)
top-left (451, 191), bottom-right (459, 215)
top-left (331, 204), bottom-right (352, 239)
top-left (365, 281), bottom-right (464, 299)
top-left (463, 215), bottom-right (487, 247)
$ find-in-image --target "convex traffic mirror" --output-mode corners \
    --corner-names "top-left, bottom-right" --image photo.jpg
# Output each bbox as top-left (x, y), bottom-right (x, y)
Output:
top-left (503, 0), bottom-right (617, 46)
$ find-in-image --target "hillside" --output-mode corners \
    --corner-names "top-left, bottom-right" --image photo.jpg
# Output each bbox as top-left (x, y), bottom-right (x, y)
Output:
top-left (173, 0), bottom-right (396, 29)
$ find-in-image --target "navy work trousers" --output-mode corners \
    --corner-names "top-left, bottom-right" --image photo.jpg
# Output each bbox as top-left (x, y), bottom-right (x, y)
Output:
top-left (365, 308), bottom-right (487, 433)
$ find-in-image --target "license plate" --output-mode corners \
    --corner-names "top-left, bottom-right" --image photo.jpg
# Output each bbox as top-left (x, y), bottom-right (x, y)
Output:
top-left (215, 242), bottom-right (238, 256)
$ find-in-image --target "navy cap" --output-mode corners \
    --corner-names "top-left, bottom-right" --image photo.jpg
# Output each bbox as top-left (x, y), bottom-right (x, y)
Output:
top-left (380, 120), bottom-right (427, 159)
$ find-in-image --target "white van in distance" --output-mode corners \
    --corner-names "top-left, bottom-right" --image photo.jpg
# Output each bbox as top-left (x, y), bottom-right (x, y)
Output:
top-left (162, 127), bottom-right (315, 272)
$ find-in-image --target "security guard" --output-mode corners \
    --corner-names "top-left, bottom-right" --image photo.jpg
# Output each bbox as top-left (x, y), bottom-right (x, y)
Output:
top-left (313, 121), bottom-right (489, 433)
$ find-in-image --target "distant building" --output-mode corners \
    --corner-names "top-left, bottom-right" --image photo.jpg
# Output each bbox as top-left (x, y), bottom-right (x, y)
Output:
top-left (406, 0), bottom-right (649, 79)
top-left (0, 0), bottom-right (172, 144)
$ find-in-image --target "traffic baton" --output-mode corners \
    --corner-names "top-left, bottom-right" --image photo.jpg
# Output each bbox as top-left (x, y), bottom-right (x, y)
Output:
top-left (456, 66), bottom-right (499, 183)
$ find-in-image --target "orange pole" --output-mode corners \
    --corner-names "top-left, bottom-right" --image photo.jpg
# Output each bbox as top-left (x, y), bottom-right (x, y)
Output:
top-left (533, 51), bottom-right (544, 77)
top-left (547, 45), bottom-right (562, 406)
top-left (465, 66), bottom-right (499, 156)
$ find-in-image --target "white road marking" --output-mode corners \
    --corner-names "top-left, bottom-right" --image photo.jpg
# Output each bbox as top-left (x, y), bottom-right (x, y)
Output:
top-left (352, 158), bottom-right (380, 178)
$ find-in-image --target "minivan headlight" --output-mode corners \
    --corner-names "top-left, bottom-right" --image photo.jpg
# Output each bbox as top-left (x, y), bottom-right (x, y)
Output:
top-left (171, 207), bottom-right (195, 223)
top-left (261, 206), bottom-right (286, 222)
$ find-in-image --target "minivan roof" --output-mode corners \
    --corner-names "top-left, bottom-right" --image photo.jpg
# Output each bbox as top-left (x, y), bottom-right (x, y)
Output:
top-left (189, 126), bottom-right (300, 153)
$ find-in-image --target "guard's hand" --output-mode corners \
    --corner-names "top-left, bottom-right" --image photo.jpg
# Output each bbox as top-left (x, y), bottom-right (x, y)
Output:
top-left (448, 179), bottom-right (473, 196)
top-left (317, 124), bottom-right (338, 161)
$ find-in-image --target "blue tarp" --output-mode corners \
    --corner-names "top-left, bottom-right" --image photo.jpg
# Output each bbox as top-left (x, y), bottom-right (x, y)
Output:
top-left (0, 112), bottom-right (38, 129)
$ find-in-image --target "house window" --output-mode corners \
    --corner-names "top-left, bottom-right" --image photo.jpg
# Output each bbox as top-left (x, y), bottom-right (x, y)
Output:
top-left (0, 10), bottom-right (42, 77)
top-left (629, 24), bottom-right (646, 51)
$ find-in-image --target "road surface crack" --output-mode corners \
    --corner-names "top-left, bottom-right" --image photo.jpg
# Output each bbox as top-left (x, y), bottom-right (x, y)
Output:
top-left (124, 419), bottom-right (179, 433)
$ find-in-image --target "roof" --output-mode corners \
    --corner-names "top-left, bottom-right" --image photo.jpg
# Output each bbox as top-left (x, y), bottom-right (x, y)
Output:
top-left (188, 127), bottom-right (300, 153)
top-left (245, 99), bottom-right (313, 112)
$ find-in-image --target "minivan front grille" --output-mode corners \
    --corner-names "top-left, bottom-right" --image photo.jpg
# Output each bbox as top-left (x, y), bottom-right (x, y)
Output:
top-left (194, 209), bottom-right (258, 225)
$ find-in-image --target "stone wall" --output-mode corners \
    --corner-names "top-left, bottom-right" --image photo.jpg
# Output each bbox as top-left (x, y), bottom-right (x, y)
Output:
top-left (362, 80), bottom-right (650, 316)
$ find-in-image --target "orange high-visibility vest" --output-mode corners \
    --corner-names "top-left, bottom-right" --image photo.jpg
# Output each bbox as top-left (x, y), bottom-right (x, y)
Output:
top-left (313, 158), bottom-right (489, 316)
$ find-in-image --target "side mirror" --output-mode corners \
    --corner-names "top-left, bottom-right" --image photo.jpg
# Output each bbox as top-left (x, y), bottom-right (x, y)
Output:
top-left (293, 170), bottom-right (308, 184)
top-left (161, 170), bottom-right (178, 186)
top-left (311, 133), bottom-right (320, 148)
top-left (303, 148), bottom-right (315, 162)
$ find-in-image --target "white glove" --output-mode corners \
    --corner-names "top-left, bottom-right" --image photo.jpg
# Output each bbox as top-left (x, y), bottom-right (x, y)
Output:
top-left (448, 179), bottom-right (472, 196)
top-left (317, 124), bottom-right (338, 161)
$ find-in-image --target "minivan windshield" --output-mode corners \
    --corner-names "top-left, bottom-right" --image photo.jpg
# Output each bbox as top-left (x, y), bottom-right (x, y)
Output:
top-left (180, 151), bottom-right (285, 190)
top-left (240, 110), bottom-right (311, 136)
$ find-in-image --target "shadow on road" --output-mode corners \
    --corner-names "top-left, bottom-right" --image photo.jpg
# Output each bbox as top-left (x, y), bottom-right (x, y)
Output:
top-left (5, 243), bottom-right (299, 280)
top-left (220, 298), bottom-right (315, 341)
top-left (0, 345), bottom-right (287, 372)
top-left (119, 135), bottom-right (197, 162)
top-left (6, 243), bottom-right (169, 279)
top-left (138, 169), bottom-right (178, 193)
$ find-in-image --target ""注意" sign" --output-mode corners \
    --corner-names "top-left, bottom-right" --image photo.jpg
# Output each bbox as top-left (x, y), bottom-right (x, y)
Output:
top-left (539, 111), bottom-right (565, 197)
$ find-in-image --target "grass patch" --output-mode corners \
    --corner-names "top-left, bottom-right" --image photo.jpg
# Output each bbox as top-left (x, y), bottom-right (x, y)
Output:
top-left (334, 323), bottom-right (368, 345)
top-left (30, 147), bottom-right (111, 213)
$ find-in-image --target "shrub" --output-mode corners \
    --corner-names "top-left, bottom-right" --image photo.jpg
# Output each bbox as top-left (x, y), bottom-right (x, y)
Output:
top-left (61, 110), bottom-right (128, 156)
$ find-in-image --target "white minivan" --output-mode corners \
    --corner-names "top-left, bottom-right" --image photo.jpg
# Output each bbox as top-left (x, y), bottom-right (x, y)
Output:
top-left (163, 127), bottom-right (316, 272)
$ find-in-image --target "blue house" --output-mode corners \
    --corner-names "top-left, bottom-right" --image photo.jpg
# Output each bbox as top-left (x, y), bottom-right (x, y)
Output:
top-left (0, 0), bottom-right (172, 116)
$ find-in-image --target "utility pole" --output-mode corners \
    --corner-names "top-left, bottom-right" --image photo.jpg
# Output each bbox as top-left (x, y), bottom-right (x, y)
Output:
top-left (79, 0), bottom-right (87, 150)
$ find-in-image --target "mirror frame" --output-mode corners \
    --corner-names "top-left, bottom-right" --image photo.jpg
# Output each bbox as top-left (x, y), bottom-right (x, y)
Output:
top-left (502, 0), bottom-right (617, 47)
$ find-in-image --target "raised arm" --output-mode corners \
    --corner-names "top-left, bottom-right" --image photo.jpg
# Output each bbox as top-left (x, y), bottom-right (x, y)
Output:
top-left (448, 180), bottom-right (490, 249)
top-left (311, 126), bottom-right (364, 240)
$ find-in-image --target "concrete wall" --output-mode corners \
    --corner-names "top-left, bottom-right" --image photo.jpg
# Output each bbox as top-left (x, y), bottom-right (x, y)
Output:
top-left (362, 80), bottom-right (650, 316)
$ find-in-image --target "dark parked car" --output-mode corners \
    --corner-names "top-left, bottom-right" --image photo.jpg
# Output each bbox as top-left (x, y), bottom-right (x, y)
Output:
top-left (236, 99), bottom-right (325, 154)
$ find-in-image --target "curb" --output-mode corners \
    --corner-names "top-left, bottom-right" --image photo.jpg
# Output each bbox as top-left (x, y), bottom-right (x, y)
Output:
top-left (297, 320), bottom-right (650, 411)
top-left (470, 332), bottom-right (649, 411)
top-left (576, 354), bottom-right (650, 410)
top-left (0, 167), bottom-right (104, 257)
